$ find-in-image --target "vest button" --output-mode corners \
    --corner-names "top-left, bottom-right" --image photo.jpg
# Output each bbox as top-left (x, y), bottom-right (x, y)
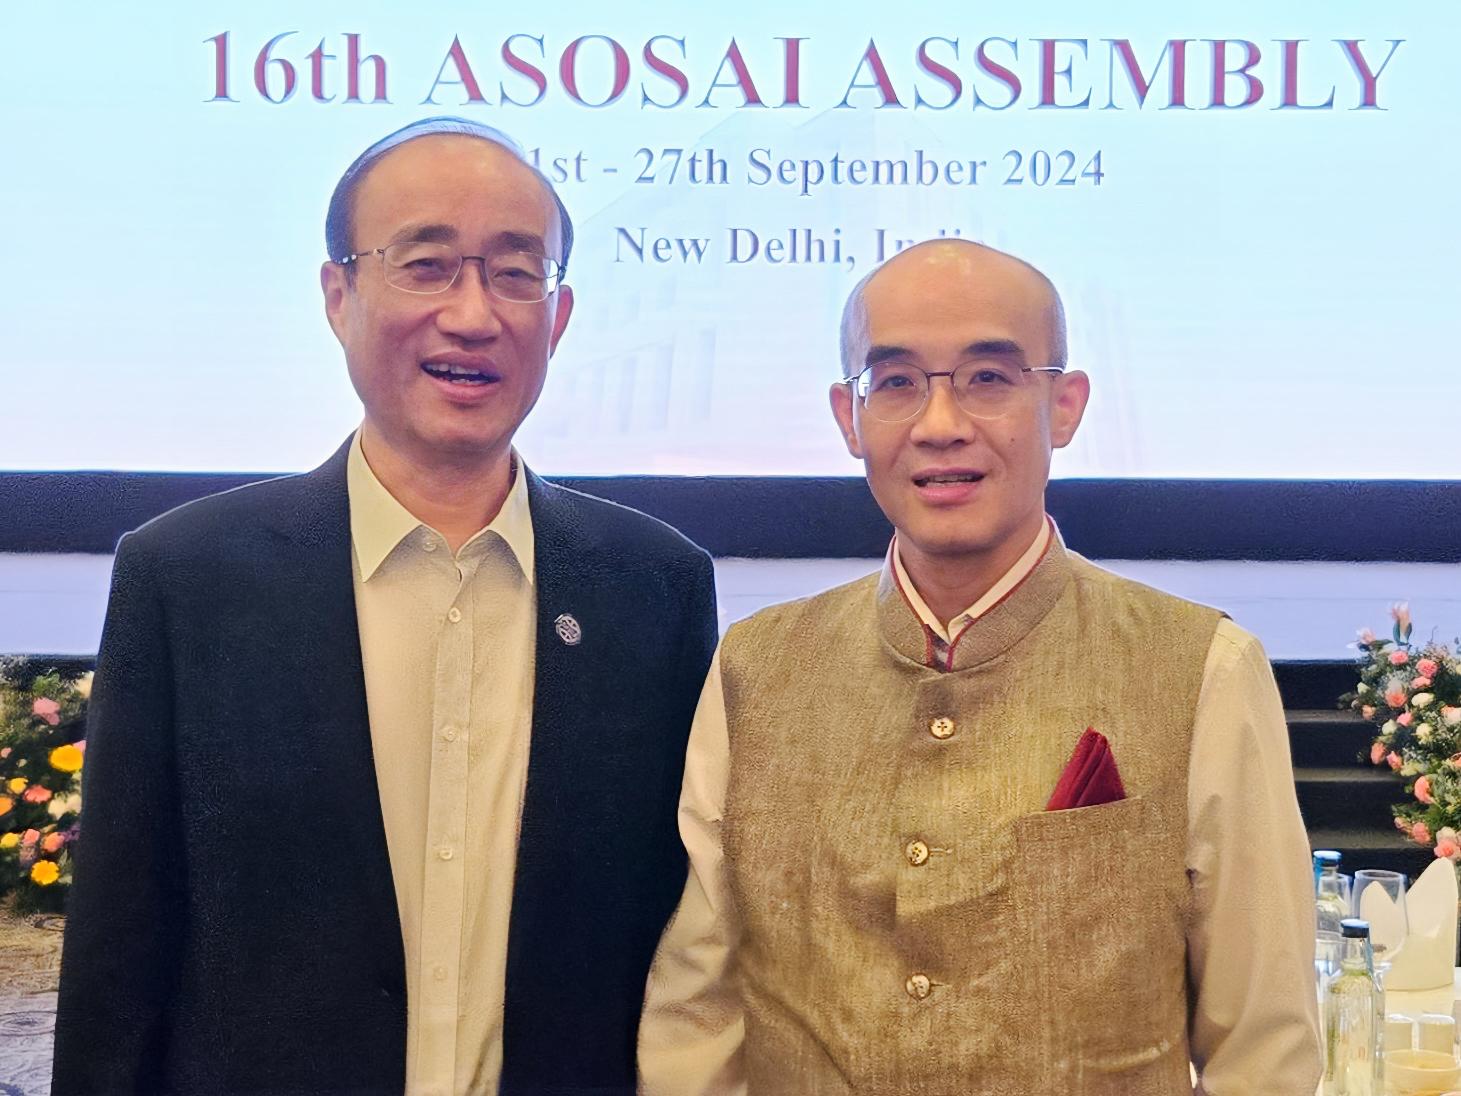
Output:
top-left (929, 716), bottom-right (956, 740)
top-left (905, 840), bottom-right (930, 866)
top-left (905, 973), bottom-right (932, 1000)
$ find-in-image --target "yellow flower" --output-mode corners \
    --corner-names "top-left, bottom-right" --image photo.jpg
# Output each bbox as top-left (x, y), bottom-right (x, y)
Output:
top-left (0, 832), bottom-right (17, 849)
top-left (30, 859), bottom-right (60, 886)
top-left (6, 777), bottom-right (25, 795)
top-left (49, 744), bottom-right (84, 774)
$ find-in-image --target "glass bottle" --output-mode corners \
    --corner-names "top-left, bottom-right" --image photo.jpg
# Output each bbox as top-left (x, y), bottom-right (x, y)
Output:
top-left (1323, 918), bottom-right (1383, 1096)
top-left (1315, 850), bottom-right (1349, 936)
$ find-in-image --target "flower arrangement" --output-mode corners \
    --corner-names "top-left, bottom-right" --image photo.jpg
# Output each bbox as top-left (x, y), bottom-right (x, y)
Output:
top-left (1347, 605), bottom-right (1461, 863)
top-left (0, 659), bottom-right (87, 914)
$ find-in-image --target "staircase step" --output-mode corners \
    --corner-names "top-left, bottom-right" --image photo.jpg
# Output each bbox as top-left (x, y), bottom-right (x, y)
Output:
top-left (1295, 766), bottom-right (1411, 831)
top-left (1288, 709), bottom-right (1375, 768)
top-left (1274, 660), bottom-right (1359, 711)
top-left (1306, 825), bottom-right (1435, 882)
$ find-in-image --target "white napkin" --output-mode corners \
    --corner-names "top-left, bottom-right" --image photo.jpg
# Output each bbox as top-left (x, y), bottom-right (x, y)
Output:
top-left (1373, 859), bottom-right (1459, 991)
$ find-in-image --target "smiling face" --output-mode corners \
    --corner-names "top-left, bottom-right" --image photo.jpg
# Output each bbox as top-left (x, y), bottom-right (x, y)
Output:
top-left (321, 134), bottom-right (573, 472)
top-left (831, 241), bottom-right (1089, 581)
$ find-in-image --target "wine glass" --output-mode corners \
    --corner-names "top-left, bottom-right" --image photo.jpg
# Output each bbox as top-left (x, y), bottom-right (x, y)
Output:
top-left (1352, 868), bottom-right (1409, 967)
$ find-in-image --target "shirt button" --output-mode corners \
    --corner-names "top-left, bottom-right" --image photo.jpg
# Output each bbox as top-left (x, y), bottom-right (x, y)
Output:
top-left (441, 726), bottom-right (457, 742)
top-left (905, 840), bottom-right (930, 866)
top-left (929, 716), bottom-right (956, 740)
top-left (421, 535), bottom-right (438, 553)
top-left (433, 965), bottom-right (447, 982)
top-left (437, 846), bottom-right (454, 861)
top-left (447, 607), bottom-right (462, 624)
top-left (905, 973), bottom-right (932, 1000)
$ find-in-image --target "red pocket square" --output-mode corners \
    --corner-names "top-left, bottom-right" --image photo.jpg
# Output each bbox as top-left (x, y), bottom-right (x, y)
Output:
top-left (1046, 728), bottom-right (1127, 811)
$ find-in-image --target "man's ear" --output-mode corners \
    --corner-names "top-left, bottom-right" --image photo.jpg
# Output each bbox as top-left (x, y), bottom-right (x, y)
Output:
top-left (321, 262), bottom-right (349, 345)
top-left (1050, 369), bottom-right (1090, 449)
top-left (547, 284), bottom-right (574, 356)
top-left (829, 380), bottom-right (865, 460)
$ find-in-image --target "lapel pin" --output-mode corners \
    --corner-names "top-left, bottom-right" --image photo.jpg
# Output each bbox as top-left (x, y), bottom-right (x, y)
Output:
top-left (554, 613), bottom-right (582, 646)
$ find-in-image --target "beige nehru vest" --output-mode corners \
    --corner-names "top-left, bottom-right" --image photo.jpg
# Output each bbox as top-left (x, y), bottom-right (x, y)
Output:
top-left (720, 537), bottom-right (1222, 1095)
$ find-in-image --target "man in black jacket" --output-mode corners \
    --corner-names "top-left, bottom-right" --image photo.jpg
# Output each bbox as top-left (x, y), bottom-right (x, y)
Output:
top-left (53, 117), bottom-right (717, 1096)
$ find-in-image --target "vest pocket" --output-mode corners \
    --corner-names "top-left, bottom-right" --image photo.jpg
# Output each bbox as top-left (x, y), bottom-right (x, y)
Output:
top-left (1009, 796), bottom-right (1188, 1082)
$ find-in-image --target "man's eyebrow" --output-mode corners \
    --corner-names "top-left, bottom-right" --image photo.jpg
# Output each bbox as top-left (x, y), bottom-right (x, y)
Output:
top-left (389, 222), bottom-right (458, 245)
top-left (963, 339), bottom-right (1025, 359)
top-left (489, 230), bottom-right (549, 255)
top-left (864, 344), bottom-right (912, 368)
top-left (863, 339), bottom-right (1026, 368)
top-left (387, 226), bottom-right (549, 255)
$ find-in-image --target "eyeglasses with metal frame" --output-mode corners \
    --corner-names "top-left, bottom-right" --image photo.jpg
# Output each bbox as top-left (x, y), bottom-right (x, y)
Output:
top-left (335, 241), bottom-right (566, 303)
top-left (842, 360), bottom-right (1066, 423)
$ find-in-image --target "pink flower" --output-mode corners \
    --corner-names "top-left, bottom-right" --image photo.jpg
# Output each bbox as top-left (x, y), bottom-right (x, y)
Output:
top-left (1418, 658), bottom-right (1440, 678)
top-left (1415, 775), bottom-right (1435, 804)
top-left (1444, 707), bottom-right (1461, 727)
top-left (1387, 689), bottom-right (1408, 708)
top-left (1388, 752), bottom-right (1404, 771)
top-left (1393, 603), bottom-right (1412, 631)
top-left (1413, 820), bottom-right (1433, 844)
top-left (1397, 712), bottom-right (1414, 727)
top-left (22, 785), bottom-right (52, 804)
top-left (40, 832), bottom-right (65, 854)
top-left (1437, 840), bottom-right (1459, 859)
top-left (0, 747), bottom-right (8, 759)
top-left (31, 697), bottom-right (60, 726)
top-left (1372, 741), bottom-right (1388, 764)
top-left (1413, 677), bottom-right (1433, 690)
top-left (1391, 650), bottom-right (1410, 666)
top-left (1396, 816), bottom-right (1411, 832)
top-left (20, 828), bottom-right (39, 847)
top-left (1360, 628), bottom-right (1377, 645)
top-left (1362, 706), bottom-right (1377, 720)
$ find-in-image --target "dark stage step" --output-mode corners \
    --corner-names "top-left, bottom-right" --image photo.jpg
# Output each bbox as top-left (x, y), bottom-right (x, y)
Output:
top-left (1277, 661), bottom-right (1435, 883)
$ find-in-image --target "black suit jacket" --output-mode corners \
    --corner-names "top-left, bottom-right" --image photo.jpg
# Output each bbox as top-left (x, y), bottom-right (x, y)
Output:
top-left (52, 442), bottom-right (718, 1095)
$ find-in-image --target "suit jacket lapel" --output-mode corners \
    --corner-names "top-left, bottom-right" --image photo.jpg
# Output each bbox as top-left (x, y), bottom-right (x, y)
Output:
top-left (520, 471), bottom-right (598, 822)
top-left (264, 439), bottom-right (405, 991)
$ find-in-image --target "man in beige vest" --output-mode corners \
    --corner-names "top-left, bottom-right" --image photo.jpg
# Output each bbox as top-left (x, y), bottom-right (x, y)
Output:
top-left (638, 240), bottom-right (1321, 1094)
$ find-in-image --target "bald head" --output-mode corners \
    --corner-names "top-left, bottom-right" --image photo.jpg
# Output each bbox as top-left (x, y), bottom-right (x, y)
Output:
top-left (839, 240), bottom-right (1067, 378)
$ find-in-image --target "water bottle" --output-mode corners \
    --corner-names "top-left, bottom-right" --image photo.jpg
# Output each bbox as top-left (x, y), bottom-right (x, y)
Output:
top-left (1323, 919), bottom-right (1383, 1095)
top-left (1315, 850), bottom-right (1349, 936)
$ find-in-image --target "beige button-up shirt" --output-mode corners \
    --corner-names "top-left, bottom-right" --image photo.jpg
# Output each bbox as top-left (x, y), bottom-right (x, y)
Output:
top-left (348, 432), bottom-right (536, 1096)
top-left (639, 519), bottom-right (1321, 1095)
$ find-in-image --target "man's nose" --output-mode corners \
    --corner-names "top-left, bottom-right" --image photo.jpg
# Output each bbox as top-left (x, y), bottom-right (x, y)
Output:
top-left (435, 259), bottom-right (505, 339)
top-left (910, 376), bottom-right (978, 444)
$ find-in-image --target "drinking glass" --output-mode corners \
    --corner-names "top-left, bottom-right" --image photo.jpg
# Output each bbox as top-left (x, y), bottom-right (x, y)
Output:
top-left (1351, 868), bottom-right (1409, 964)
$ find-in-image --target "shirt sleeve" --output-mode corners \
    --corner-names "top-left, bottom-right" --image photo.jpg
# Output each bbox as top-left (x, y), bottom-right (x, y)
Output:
top-left (1187, 618), bottom-right (1322, 1095)
top-left (637, 649), bottom-right (748, 1096)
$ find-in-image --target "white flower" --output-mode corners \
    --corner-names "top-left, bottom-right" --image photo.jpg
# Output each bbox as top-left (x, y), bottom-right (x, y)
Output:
top-left (1358, 682), bottom-right (1372, 694)
top-left (1413, 693), bottom-right (1436, 708)
top-left (1444, 707), bottom-right (1461, 727)
top-left (47, 792), bottom-right (81, 819)
top-left (1417, 724), bottom-right (1435, 744)
top-left (1402, 761), bottom-right (1424, 777)
top-left (1441, 827), bottom-right (1459, 845)
top-left (76, 671), bottom-right (93, 700)
top-left (1383, 720), bottom-right (1399, 735)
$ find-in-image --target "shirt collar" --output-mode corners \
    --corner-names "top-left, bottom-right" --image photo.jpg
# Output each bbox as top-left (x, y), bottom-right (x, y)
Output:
top-left (891, 516), bottom-right (1054, 643)
top-left (346, 429), bottom-right (536, 584)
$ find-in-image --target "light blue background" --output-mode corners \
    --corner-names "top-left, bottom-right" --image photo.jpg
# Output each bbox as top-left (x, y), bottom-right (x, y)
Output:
top-left (1, 2), bottom-right (1453, 476)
